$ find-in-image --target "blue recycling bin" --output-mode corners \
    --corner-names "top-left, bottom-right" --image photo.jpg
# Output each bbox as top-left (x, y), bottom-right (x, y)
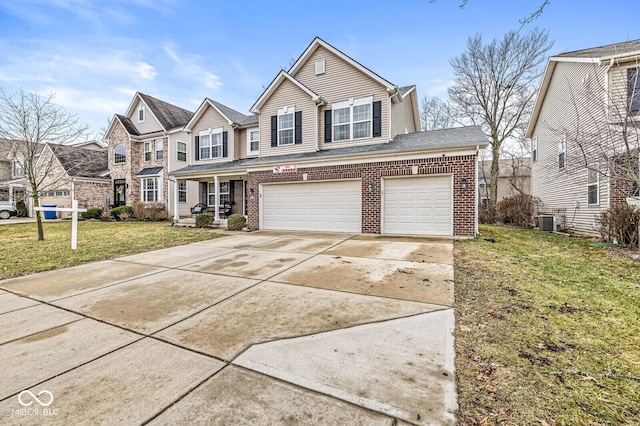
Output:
top-left (42, 205), bottom-right (57, 220)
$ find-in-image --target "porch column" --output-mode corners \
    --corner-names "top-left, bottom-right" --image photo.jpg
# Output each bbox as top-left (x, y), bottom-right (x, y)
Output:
top-left (214, 175), bottom-right (220, 221)
top-left (8, 184), bottom-right (13, 204)
top-left (173, 179), bottom-right (179, 221)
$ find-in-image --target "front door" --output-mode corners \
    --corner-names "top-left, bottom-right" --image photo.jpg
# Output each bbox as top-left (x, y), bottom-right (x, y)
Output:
top-left (113, 179), bottom-right (126, 207)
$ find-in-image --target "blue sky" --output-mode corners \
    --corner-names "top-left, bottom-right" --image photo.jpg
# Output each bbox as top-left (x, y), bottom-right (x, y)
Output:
top-left (0, 0), bottom-right (639, 137)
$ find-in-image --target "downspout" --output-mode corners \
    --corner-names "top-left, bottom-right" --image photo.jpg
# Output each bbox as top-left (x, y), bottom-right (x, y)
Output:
top-left (603, 58), bottom-right (615, 119)
top-left (314, 98), bottom-right (325, 152)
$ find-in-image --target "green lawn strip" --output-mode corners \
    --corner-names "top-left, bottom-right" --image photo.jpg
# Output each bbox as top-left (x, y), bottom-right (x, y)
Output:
top-left (0, 221), bottom-right (223, 280)
top-left (455, 225), bottom-right (640, 425)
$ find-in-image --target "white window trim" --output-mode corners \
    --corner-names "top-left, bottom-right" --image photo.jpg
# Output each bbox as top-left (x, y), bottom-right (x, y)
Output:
top-left (247, 128), bottom-right (260, 155)
top-left (331, 96), bottom-right (373, 142)
top-left (587, 164), bottom-right (599, 205)
top-left (155, 139), bottom-right (163, 161)
top-left (177, 179), bottom-right (187, 203)
top-left (532, 136), bottom-right (538, 162)
top-left (138, 105), bottom-right (145, 123)
top-left (144, 141), bottom-right (152, 162)
top-left (199, 128), bottom-right (223, 160)
top-left (558, 135), bottom-right (566, 169)
top-left (141, 175), bottom-right (163, 203)
top-left (176, 141), bottom-right (187, 162)
top-left (277, 106), bottom-right (295, 146)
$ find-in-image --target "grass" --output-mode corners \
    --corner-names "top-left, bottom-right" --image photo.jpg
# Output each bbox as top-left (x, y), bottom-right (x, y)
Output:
top-left (0, 220), bottom-right (223, 280)
top-left (454, 225), bottom-right (640, 425)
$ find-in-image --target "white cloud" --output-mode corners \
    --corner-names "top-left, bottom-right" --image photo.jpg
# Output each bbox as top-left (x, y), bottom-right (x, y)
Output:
top-left (164, 45), bottom-right (222, 91)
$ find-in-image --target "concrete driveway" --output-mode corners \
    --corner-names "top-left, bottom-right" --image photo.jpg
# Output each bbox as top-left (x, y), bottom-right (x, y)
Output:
top-left (0, 232), bottom-right (456, 425)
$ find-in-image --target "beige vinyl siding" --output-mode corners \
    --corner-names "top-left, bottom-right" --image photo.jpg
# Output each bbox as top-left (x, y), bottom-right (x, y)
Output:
top-left (235, 128), bottom-right (244, 160)
top-left (177, 180), bottom-right (200, 217)
top-left (190, 105), bottom-right (235, 164)
top-left (391, 93), bottom-right (417, 138)
top-left (132, 101), bottom-right (163, 134)
top-left (169, 131), bottom-right (190, 172)
top-left (238, 127), bottom-right (261, 159)
top-left (293, 45), bottom-right (390, 149)
top-left (259, 79), bottom-right (317, 157)
top-left (531, 61), bottom-right (610, 233)
top-left (608, 60), bottom-right (639, 120)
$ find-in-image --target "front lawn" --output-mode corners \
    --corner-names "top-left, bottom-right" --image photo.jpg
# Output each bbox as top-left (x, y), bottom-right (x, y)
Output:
top-left (0, 221), bottom-right (222, 280)
top-left (454, 225), bottom-right (640, 425)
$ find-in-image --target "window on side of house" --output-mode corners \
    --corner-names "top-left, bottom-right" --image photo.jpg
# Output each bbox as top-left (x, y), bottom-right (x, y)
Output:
top-left (114, 144), bottom-right (126, 164)
top-left (144, 141), bottom-right (152, 161)
top-left (219, 181), bottom-right (231, 204)
top-left (178, 179), bottom-right (187, 203)
top-left (558, 135), bottom-right (566, 169)
top-left (278, 106), bottom-right (294, 146)
top-left (532, 136), bottom-right (538, 162)
top-left (138, 105), bottom-right (145, 123)
top-left (177, 141), bottom-right (187, 161)
top-left (332, 96), bottom-right (373, 142)
top-left (247, 129), bottom-right (259, 155)
top-left (155, 139), bottom-right (163, 160)
top-left (628, 67), bottom-right (640, 115)
top-left (142, 177), bottom-right (158, 202)
top-left (587, 165), bottom-right (599, 205)
top-left (199, 128), bottom-right (223, 160)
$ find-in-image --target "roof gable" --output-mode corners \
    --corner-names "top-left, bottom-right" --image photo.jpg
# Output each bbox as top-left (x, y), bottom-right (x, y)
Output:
top-left (185, 98), bottom-right (258, 132)
top-left (123, 92), bottom-right (193, 132)
top-left (250, 70), bottom-right (321, 114)
top-left (49, 144), bottom-right (109, 179)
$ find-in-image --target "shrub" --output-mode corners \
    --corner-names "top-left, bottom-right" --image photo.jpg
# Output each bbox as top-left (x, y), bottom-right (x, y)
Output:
top-left (595, 204), bottom-right (640, 248)
top-left (227, 214), bottom-right (246, 231)
top-left (478, 204), bottom-right (493, 224)
top-left (195, 213), bottom-right (213, 228)
top-left (100, 209), bottom-right (113, 220)
top-left (81, 207), bottom-right (103, 219)
top-left (16, 200), bottom-right (28, 217)
top-left (496, 194), bottom-right (541, 228)
top-left (145, 202), bottom-right (167, 221)
top-left (132, 202), bottom-right (146, 221)
top-left (111, 205), bottom-right (132, 220)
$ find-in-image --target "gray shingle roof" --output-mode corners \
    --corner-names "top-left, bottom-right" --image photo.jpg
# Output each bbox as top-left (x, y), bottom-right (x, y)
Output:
top-left (399, 85), bottom-right (415, 97)
top-left (172, 126), bottom-right (487, 176)
top-left (116, 115), bottom-right (139, 136)
top-left (51, 144), bottom-right (109, 179)
top-left (555, 39), bottom-right (640, 59)
top-left (209, 99), bottom-right (258, 126)
top-left (138, 93), bottom-right (194, 131)
top-left (137, 167), bottom-right (163, 176)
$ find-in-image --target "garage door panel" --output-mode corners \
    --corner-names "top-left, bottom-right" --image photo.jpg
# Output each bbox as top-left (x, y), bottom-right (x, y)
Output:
top-left (262, 181), bottom-right (361, 233)
top-left (383, 176), bottom-right (452, 237)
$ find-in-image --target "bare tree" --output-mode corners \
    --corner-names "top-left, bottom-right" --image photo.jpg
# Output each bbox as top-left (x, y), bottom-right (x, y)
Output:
top-left (0, 89), bottom-right (89, 240)
top-left (420, 96), bottom-right (454, 131)
top-left (429, 0), bottom-right (550, 30)
top-left (448, 28), bottom-right (552, 220)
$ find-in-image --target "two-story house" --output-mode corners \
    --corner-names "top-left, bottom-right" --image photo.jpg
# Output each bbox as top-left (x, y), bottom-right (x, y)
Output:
top-left (171, 37), bottom-right (487, 237)
top-left (104, 92), bottom-right (196, 216)
top-left (0, 139), bottom-right (36, 214)
top-left (526, 39), bottom-right (640, 233)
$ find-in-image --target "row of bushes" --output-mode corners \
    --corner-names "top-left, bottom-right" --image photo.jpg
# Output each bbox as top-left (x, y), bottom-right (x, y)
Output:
top-left (81, 202), bottom-right (167, 222)
top-left (195, 213), bottom-right (246, 230)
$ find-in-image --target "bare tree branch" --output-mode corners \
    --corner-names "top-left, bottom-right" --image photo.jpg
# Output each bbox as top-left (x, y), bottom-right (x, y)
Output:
top-left (420, 95), bottom-right (454, 131)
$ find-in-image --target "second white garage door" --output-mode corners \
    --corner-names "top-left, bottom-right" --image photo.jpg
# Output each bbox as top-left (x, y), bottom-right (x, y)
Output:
top-left (383, 175), bottom-right (453, 236)
top-left (261, 180), bottom-right (362, 232)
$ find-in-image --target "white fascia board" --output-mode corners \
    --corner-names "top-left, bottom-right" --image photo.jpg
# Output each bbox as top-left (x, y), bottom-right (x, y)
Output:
top-left (550, 56), bottom-right (602, 64)
top-left (289, 37), bottom-right (395, 90)
top-left (170, 168), bottom-right (248, 179)
top-left (251, 71), bottom-right (320, 114)
top-left (124, 93), bottom-right (167, 132)
top-left (401, 85), bottom-right (416, 99)
top-left (104, 114), bottom-right (122, 139)
top-left (525, 60), bottom-right (557, 138)
top-left (183, 98), bottom-right (211, 132)
top-left (209, 100), bottom-right (235, 126)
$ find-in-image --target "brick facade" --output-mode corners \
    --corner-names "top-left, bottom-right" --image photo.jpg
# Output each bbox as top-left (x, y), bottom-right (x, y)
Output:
top-left (246, 155), bottom-right (477, 237)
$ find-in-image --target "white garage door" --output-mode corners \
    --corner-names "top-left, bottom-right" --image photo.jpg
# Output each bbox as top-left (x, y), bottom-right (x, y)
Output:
top-left (383, 175), bottom-right (452, 236)
top-left (261, 180), bottom-right (361, 232)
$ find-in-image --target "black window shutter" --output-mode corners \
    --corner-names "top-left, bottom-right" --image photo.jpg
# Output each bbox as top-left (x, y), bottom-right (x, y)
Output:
top-left (324, 110), bottom-right (332, 143)
top-left (222, 131), bottom-right (228, 157)
top-left (373, 101), bottom-right (382, 138)
top-left (271, 115), bottom-right (278, 147)
top-left (195, 136), bottom-right (200, 161)
top-left (295, 111), bottom-right (302, 144)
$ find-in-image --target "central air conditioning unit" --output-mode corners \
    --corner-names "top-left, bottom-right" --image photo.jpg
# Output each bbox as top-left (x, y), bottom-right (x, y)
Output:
top-left (539, 215), bottom-right (558, 232)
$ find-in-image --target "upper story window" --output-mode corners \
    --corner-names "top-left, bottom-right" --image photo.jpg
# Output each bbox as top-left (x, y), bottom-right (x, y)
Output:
top-left (114, 144), bottom-right (126, 164)
top-left (177, 141), bottom-right (187, 161)
top-left (13, 160), bottom-right (25, 177)
top-left (278, 106), bottom-right (295, 146)
top-left (199, 128), bottom-right (223, 160)
top-left (331, 96), bottom-right (373, 142)
top-left (315, 59), bottom-right (325, 75)
top-left (558, 135), bottom-right (566, 169)
top-left (628, 67), bottom-right (640, 115)
top-left (138, 105), bottom-right (145, 123)
top-left (144, 141), bottom-right (152, 161)
top-left (247, 128), bottom-right (259, 155)
top-left (155, 139), bottom-right (163, 160)
top-left (479, 178), bottom-right (491, 189)
top-left (532, 136), bottom-right (538, 162)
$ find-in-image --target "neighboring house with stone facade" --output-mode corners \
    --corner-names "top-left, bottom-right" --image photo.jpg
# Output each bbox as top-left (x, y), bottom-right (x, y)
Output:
top-left (104, 92), bottom-right (196, 217)
top-left (36, 143), bottom-right (110, 218)
top-left (171, 37), bottom-right (487, 237)
top-left (527, 39), bottom-right (640, 234)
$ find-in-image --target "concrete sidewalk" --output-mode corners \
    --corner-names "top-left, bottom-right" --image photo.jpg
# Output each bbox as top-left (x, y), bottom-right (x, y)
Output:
top-left (0, 231), bottom-right (457, 425)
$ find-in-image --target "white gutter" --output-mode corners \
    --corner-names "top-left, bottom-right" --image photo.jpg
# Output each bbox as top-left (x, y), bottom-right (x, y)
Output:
top-left (603, 58), bottom-right (615, 115)
top-left (314, 98), bottom-right (325, 152)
